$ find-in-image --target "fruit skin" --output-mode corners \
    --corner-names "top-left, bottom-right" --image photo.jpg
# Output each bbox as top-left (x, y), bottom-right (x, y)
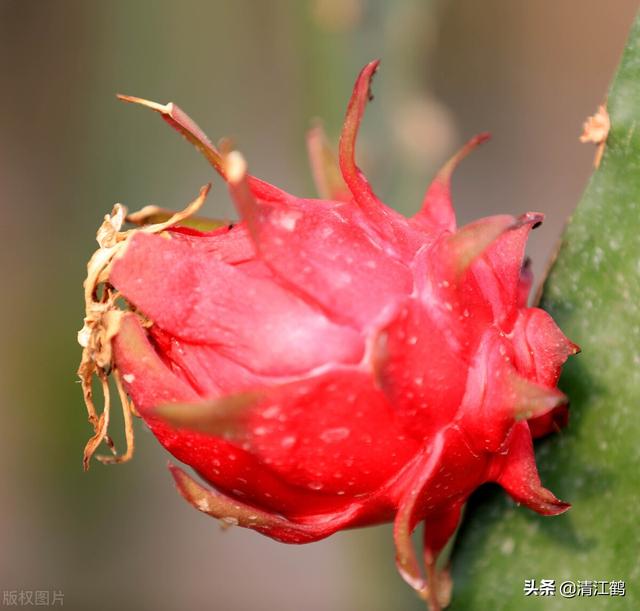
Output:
top-left (94, 61), bottom-right (577, 607)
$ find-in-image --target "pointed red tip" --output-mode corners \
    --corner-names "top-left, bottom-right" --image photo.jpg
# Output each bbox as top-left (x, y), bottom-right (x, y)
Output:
top-left (521, 484), bottom-right (571, 516)
top-left (544, 498), bottom-right (572, 516)
top-left (365, 58), bottom-right (381, 72)
top-left (514, 212), bottom-right (545, 229)
top-left (471, 131), bottom-right (492, 146)
top-left (436, 132), bottom-right (492, 183)
top-left (412, 133), bottom-right (492, 234)
top-left (495, 421), bottom-right (571, 516)
top-left (339, 61), bottom-right (381, 178)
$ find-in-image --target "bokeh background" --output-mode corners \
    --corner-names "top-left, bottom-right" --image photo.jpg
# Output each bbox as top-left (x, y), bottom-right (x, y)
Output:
top-left (1, 1), bottom-right (638, 610)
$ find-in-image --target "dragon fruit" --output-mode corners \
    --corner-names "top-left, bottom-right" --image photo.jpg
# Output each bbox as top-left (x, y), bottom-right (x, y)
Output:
top-left (78, 60), bottom-right (577, 610)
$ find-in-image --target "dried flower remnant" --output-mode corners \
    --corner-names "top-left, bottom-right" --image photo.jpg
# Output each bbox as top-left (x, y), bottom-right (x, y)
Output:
top-left (580, 103), bottom-right (610, 168)
top-left (77, 189), bottom-right (209, 469)
top-left (78, 61), bottom-right (577, 610)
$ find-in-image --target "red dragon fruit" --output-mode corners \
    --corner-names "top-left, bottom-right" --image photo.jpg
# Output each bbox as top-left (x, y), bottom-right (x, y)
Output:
top-left (78, 60), bottom-right (577, 610)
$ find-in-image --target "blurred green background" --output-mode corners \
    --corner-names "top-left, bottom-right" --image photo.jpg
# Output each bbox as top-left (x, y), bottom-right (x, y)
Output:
top-left (1, 1), bottom-right (637, 610)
